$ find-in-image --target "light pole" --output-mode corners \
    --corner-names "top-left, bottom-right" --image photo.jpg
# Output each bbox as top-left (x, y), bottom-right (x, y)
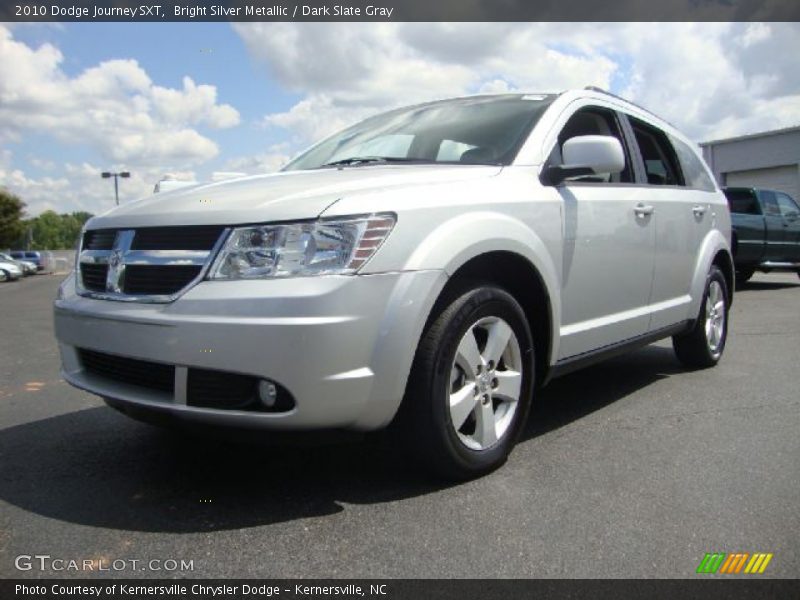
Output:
top-left (101, 171), bottom-right (130, 205)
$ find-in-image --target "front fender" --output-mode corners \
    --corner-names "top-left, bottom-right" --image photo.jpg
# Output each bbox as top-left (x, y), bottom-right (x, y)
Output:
top-left (403, 211), bottom-right (563, 365)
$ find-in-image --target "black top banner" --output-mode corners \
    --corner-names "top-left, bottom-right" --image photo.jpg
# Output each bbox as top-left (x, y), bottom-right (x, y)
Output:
top-left (1, 0), bottom-right (799, 22)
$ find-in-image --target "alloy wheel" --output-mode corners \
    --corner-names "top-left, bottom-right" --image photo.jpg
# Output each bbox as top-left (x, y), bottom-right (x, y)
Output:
top-left (448, 316), bottom-right (523, 450)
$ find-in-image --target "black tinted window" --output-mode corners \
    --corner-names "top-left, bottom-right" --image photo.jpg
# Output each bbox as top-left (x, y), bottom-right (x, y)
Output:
top-left (724, 189), bottom-right (761, 215)
top-left (630, 118), bottom-right (684, 186)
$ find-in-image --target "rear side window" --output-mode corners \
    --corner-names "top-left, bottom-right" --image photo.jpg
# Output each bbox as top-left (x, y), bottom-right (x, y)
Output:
top-left (759, 190), bottom-right (781, 217)
top-left (629, 118), bottom-right (684, 186)
top-left (670, 135), bottom-right (716, 191)
top-left (724, 189), bottom-right (761, 215)
top-left (776, 192), bottom-right (800, 218)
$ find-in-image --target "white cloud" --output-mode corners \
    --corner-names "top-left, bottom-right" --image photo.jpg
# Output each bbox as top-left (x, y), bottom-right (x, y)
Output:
top-left (235, 22), bottom-right (800, 145)
top-left (4, 22), bottom-right (800, 217)
top-left (0, 25), bottom-right (240, 167)
top-left (233, 23), bottom-right (618, 145)
top-left (0, 158), bottom-right (199, 216)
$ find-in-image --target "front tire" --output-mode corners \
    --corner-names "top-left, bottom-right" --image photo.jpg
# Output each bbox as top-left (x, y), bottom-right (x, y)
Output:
top-left (402, 285), bottom-right (535, 480)
top-left (673, 265), bottom-right (729, 368)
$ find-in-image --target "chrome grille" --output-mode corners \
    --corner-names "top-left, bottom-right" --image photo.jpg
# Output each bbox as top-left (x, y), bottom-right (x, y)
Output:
top-left (80, 263), bottom-right (109, 292)
top-left (77, 226), bottom-right (228, 302)
top-left (83, 229), bottom-right (116, 250)
top-left (131, 226), bottom-right (225, 251)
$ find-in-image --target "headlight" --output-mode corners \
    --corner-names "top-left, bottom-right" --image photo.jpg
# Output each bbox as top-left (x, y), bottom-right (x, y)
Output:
top-left (208, 213), bottom-right (396, 279)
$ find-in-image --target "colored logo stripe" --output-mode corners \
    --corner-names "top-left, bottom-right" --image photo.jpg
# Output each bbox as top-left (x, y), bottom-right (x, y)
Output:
top-left (697, 552), bottom-right (773, 574)
top-left (697, 553), bottom-right (726, 574)
top-left (719, 553), bottom-right (749, 574)
top-left (744, 553), bottom-right (773, 574)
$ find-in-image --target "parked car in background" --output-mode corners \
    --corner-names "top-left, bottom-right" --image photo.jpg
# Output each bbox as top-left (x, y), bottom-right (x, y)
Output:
top-left (0, 252), bottom-right (36, 276)
top-left (55, 89), bottom-right (733, 479)
top-left (724, 187), bottom-right (800, 282)
top-left (10, 250), bottom-right (55, 273)
top-left (0, 259), bottom-right (22, 281)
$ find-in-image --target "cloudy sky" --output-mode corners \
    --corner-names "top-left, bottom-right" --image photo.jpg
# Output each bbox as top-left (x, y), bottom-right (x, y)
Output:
top-left (1, 22), bottom-right (799, 216)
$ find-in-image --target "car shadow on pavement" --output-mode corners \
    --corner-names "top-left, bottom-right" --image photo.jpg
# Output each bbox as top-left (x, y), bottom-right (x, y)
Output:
top-left (737, 279), bottom-right (800, 291)
top-left (0, 346), bottom-right (683, 534)
top-left (523, 345), bottom-right (683, 440)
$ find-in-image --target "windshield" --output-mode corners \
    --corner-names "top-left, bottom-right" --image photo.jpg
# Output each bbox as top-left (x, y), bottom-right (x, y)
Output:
top-left (282, 94), bottom-right (555, 171)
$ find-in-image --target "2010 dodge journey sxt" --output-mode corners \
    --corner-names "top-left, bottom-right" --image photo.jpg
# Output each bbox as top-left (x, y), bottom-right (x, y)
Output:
top-left (55, 88), bottom-right (734, 478)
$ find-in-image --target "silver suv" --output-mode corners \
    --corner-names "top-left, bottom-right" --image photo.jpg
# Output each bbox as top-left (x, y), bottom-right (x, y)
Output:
top-left (54, 88), bottom-right (733, 478)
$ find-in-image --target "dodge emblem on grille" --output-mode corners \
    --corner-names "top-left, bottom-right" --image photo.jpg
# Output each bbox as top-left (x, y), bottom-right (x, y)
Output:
top-left (105, 230), bottom-right (135, 293)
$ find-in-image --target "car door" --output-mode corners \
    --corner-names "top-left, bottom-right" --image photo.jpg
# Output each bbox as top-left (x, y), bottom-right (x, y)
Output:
top-left (775, 192), bottom-right (800, 262)
top-left (624, 116), bottom-right (709, 332)
top-left (724, 188), bottom-right (767, 266)
top-left (758, 190), bottom-right (789, 261)
top-left (543, 105), bottom-right (656, 359)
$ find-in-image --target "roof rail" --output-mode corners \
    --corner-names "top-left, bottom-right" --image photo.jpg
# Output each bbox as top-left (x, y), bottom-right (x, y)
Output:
top-left (581, 86), bottom-right (670, 126)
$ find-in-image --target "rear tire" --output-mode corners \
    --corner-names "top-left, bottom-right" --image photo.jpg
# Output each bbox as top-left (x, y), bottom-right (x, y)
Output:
top-left (402, 285), bottom-right (535, 480)
top-left (673, 265), bottom-right (729, 369)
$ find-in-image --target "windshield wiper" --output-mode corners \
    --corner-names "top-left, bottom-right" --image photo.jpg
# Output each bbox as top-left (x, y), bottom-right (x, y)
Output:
top-left (320, 156), bottom-right (435, 168)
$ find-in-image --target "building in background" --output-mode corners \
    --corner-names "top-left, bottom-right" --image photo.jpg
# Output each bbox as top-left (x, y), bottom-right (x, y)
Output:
top-left (701, 125), bottom-right (800, 200)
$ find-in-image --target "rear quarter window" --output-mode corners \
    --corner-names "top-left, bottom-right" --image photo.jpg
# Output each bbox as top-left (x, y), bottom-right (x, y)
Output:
top-left (670, 135), bottom-right (716, 192)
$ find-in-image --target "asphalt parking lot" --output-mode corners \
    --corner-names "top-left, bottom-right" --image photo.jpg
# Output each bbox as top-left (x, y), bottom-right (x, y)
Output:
top-left (0, 272), bottom-right (798, 579)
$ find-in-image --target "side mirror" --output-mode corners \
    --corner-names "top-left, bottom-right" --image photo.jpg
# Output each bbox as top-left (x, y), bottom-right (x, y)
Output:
top-left (785, 210), bottom-right (799, 221)
top-left (544, 135), bottom-right (626, 185)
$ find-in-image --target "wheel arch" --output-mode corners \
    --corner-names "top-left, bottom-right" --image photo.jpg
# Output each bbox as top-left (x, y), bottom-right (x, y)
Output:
top-left (689, 229), bottom-right (734, 315)
top-left (425, 250), bottom-right (557, 388)
top-left (712, 247), bottom-right (735, 306)
top-left (401, 211), bottom-right (562, 366)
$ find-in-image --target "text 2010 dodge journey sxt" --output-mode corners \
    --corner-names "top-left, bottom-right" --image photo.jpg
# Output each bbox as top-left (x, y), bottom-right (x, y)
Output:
top-left (55, 88), bottom-right (733, 478)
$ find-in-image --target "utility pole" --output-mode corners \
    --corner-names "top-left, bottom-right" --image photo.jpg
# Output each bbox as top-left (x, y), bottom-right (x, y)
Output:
top-left (101, 171), bottom-right (131, 205)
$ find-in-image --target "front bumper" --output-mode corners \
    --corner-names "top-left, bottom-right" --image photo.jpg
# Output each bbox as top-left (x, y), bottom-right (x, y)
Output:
top-left (54, 269), bottom-right (446, 431)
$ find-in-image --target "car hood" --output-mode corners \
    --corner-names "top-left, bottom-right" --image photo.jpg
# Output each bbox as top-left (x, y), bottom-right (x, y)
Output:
top-left (87, 165), bottom-right (503, 229)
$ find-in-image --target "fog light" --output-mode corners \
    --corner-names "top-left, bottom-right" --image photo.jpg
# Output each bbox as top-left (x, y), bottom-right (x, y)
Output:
top-left (258, 380), bottom-right (278, 408)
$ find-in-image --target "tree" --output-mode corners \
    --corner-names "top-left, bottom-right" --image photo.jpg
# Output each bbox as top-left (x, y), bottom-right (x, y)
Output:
top-left (25, 210), bottom-right (94, 250)
top-left (0, 188), bottom-right (27, 249)
top-left (29, 210), bottom-right (64, 249)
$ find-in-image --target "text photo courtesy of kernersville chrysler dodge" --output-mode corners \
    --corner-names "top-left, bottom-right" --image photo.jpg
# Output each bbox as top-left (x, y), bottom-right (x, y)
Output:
top-left (54, 88), bottom-right (733, 479)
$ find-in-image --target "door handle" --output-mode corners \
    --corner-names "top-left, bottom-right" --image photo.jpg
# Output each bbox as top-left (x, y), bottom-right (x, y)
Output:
top-left (692, 205), bottom-right (707, 216)
top-left (634, 203), bottom-right (654, 217)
